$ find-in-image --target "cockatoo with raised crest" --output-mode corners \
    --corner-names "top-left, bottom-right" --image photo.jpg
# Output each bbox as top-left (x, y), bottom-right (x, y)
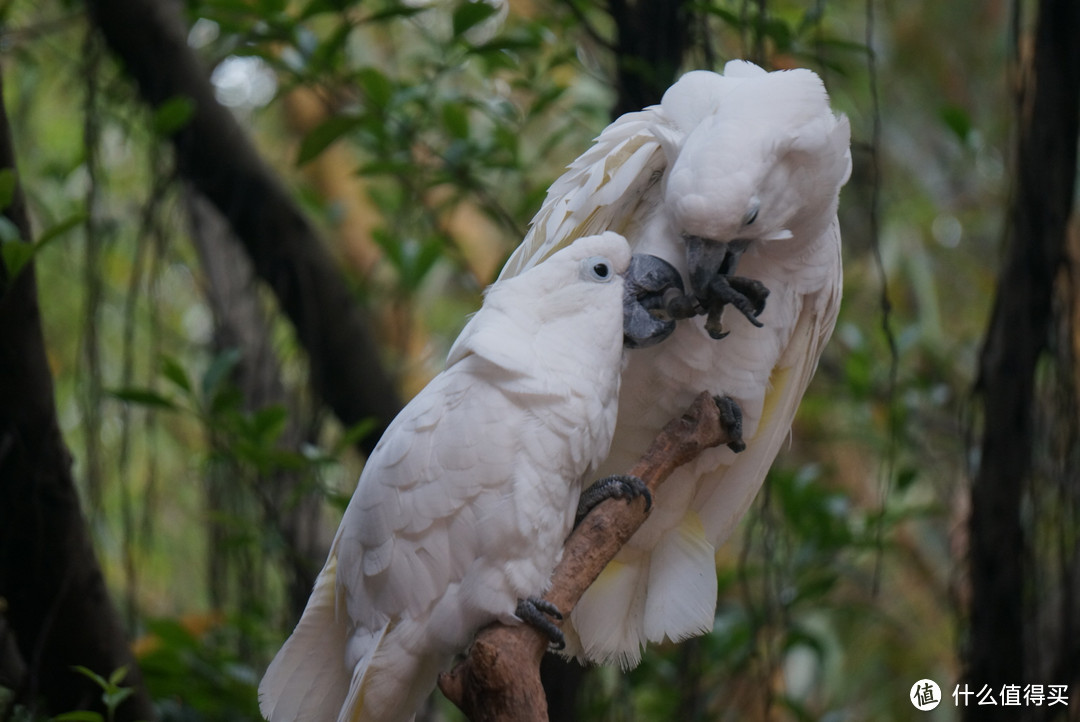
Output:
top-left (258, 232), bottom-right (684, 722)
top-left (498, 60), bottom-right (850, 666)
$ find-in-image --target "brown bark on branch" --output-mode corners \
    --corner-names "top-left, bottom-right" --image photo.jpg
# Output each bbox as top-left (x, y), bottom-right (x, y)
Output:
top-left (84, 0), bottom-right (402, 453)
top-left (438, 392), bottom-right (738, 722)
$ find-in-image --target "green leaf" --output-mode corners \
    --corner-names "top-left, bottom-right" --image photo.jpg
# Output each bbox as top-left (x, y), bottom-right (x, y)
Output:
top-left (0, 168), bottom-right (16, 210)
top-left (761, 17), bottom-right (793, 50)
top-left (896, 466), bottom-right (919, 492)
top-left (469, 26), bottom-right (544, 54)
top-left (71, 665), bottom-right (109, 690)
top-left (0, 215), bottom-right (22, 242)
top-left (152, 95), bottom-right (196, 135)
top-left (356, 67), bottom-right (393, 108)
top-left (36, 212), bottom-right (86, 248)
top-left (1, 240), bottom-right (33, 280)
top-left (402, 235), bottom-right (445, 290)
top-left (252, 405), bottom-right (288, 442)
top-left (106, 665), bottom-right (129, 687)
top-left (51, 712), bottom-right (104, 722)
top-left (307, 21), bottom-right (353, 73)
top-left (940, 104), bottom-right (973, 144)
top-left (160, 355), bottom-right (194, 395)
top-left (202, 348), bottom-right (242, 401)
top-left (297, 114), bottom-right (362, 165)
top-left (441, 102), bottom-right (470, 139)
top-left (0, 212), bottom-right (82, 281)
top-left (333, 417), bottom-right (378, 453)
top-left (102, 687), bottom-right (134, 711)
top-left (208, 383), bottom-right (243, 417)
top-left (108, 388), bottom-right (180, 411)
top-left (360, 4), bottom-right (427, 23)
top-left (452, 1), bottom-right (499, 38)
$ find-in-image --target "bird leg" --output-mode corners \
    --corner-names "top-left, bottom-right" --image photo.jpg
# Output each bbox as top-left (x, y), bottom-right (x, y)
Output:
top-left (714, 394), bottom-right (746, 452)
top-left (574, 474), bottom-right (652, 527)
top-left (661, 286), bottom-right (704, 321)
top-left (515, 598), bottom-right (565, 650)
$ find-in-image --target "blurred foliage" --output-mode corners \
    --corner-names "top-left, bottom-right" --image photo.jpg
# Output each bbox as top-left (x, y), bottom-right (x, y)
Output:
top-left (0, 0), bottom-right (1024, 719)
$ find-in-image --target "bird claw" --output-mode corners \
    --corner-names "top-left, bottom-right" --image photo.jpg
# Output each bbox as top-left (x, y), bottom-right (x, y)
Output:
top-left (660, 287), bottom-right (703, 321)
top-left (713, 395), bottom-right (746, 452)
top-left (516, 597), bottom-right (565, 650)
top-left (700, 275), bottom-right (769, 340)
top-left (624, 253), bottom-right (769, 345)
top-left (575, 474), bottom-right (652, 526)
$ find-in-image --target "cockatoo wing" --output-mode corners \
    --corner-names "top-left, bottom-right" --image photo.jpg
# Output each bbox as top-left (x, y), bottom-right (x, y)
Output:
top-left (695, 223), bottom-right (842, 543)
top-left (498, 111), bottom-right (668, 279)
top-left (258, 555), bottom-right (353, 722)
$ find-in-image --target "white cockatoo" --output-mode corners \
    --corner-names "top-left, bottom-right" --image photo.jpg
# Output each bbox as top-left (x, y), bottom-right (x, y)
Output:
top-left (497, 60), bottom-right (851, 666)
top-left (258, 232), bottom-right (682, 722)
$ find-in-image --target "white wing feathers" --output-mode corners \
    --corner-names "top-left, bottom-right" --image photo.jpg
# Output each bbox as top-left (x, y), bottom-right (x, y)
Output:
top-left (258, 556), bottom-right (352, 722)
top-left (500, 112), bottom-right (667, 278)
top-left (696, 220), bottom-right (843, 544)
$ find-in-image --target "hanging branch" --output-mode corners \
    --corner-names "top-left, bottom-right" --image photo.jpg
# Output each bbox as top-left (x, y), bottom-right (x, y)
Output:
top-left (438, 392), bottom-right (739, 722)
top-left (85, 0), bottom-right (402, 454)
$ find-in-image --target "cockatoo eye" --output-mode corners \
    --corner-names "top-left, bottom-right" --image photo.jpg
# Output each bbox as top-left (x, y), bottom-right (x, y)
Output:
top-left (581, 256), bottom-right (615, 282)
top-left (743, 200), bottom-right (760, 226)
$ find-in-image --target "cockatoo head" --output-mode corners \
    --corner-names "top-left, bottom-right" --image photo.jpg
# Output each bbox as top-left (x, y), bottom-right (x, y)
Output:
top-left (657, 65), bottom-right (851, 315)
top-left (503, 232), bottom-right (686, 349)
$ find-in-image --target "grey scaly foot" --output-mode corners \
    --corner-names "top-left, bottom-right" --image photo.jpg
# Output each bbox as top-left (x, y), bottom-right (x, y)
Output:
top-left (516, 597), bottom-right (565, 650)
top-left (575, 474), bottom-right (652, 527)
top-left (714, 395), bottom-right (746, 453)
top-left (701, 275), bottom-right (770, 340)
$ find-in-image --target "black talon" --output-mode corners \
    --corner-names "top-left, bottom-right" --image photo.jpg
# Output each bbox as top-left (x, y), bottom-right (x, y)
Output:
top-left (699, 274), bottom-right (770, 340)
top-left (662, 287), bottom-right (703, 321)
top-left (516, 597), bottom-right (565, 650)
top-left (704, 304), bottom-right (729, 340)
top-left (713, 395), bottom-right (746, 453)
top-left (728, 276), bottom-right (770, 318)
top-left (575, 474), bottom-right (652, 526)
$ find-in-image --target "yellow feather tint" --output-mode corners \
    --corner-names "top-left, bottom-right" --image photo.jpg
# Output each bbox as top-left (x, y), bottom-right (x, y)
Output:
top-left (755, 364), bottom-right (793, 442)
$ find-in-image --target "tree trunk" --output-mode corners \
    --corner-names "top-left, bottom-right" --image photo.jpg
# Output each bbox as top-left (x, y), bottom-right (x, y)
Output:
top-left (608, 0), bottom-right (690, 118)
top-left (967, 0), bottom-right (1080, 717)
top-left (0, 69), bottom-right (157, 722)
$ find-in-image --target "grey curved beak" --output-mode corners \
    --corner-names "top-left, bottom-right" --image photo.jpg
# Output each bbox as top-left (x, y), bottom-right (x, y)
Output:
top-left (684, 235), bottom-right (749, 302)
top-left (622, 254), bottom-right (686, 349)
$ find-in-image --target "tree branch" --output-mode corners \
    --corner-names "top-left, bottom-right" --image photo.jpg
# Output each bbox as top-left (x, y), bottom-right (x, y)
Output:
top-left (84, 0), bottom-right (402, 453)
top-left (438, 392), bottom-right (738, 722)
